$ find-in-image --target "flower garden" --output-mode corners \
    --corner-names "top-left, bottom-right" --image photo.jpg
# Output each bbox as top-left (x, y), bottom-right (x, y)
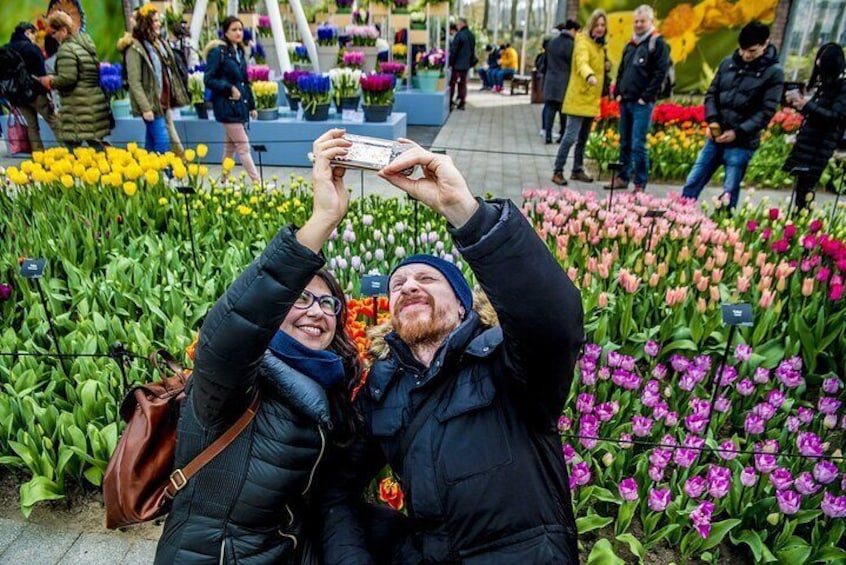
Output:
top-left (1, 146), bottom-right (845, 562)
top-left (585, 99), bottom-right (839, 192)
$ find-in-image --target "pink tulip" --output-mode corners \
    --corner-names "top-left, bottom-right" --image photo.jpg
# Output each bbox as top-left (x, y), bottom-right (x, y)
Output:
top-left (759, 289), bottom-right (775, 309)
top-left (801, 278), bottom-right (814, 296)
top-left (618, 478), bottom-right (639, 501)
top-left (598, 292), bottom-right (608, 308)
top-left (740, 467), bottom-right (757, 487)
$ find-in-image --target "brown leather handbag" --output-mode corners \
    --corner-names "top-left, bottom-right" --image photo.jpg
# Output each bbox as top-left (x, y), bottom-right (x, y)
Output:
top-left (103, 350), bottom-right (260, 529)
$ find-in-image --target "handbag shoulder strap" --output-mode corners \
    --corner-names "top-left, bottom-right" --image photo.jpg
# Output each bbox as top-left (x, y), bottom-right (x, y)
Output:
top-left (165, 391), bottom-right (261, 497)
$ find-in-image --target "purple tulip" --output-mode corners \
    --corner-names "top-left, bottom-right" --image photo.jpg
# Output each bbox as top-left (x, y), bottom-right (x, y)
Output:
top-left (684, 476), bottom-right (707, 498)
top-left (632, 416), bottom-right (654, 437)
top-left (776, 364), bottom-right (804, 388)
top-left (822, 378), bottom-right (842, 395)
top-left (644, 341), bottom-right (660, 357)
top-left (769, 467), bottom-right (794, 490)
top-left (797, 406), bottom-right (815, 424)
top-left (794, 472), bottom-right (820, 496)
top-left (670, 354), bottom-right (691, 373)
top-left (648, 465), bottom-right (665, 482)
top-left (740, 467), bottom-right (758, 487)
top-left (753, 402), bottom-right (776, 421)
top-left (598, 366), bottom-right (611, 381)
top-left (612, 369), bottom-right (641, 390)
top-left (569, 461), bottom-right (592, 489)
top-left (650, 448), bottom-right (672, 468)
top-left (685, 413), bottom-right (709, 435)
top-left (652, 363), bottom-right (668, 380)
top-left (719, 365), bottom-right (739, 386)
top-left (736, 379), bottom-right (756, 396)
top-left (648, 487), bottom-right (672, 512)
top-left (824, 413), bottom-right (838, 429)
top-left (744, 413), bottom-right (766, 435)
top-left (753, 367), bottom-right (771, 384)
top-left (580, 368), bottom-right (597, 386)
top-left (754, 452), bottom-right (778, 474)
top-left (734, 343), bottom-right (752, 362)
top-left (796, 432), bottom-right (823, 457)
top-left (620, 355), bottom-right (636, 371)
top-left (576, 393), bottom-right (595, 414)
top-left (821, 492), bottom-right (846, 518)
top-left (562, 443), bottom-right (576, 462)
top-left (607, 350), bottom-right (623, 367)
top-left (619, 433), bottom-right (633, 449)
top-left (652, 401), bottom-right (669, 420)
top-left (557, 415), bottom-right (571, 433)
top-left (689, 397), bottom-right (712, 416)
top-left (594, 401), bottom-right (617, 422)
top-left (0, 283), bottom-right (11, 300)
top-left (579, 414), bottom-right (598, 432)
top-left (787, 416), bottom-right (801, 432)
top-left (693, 355), bottom-right (712, 371)
top-left (717, 440), bottom-right (738, 461)
top-left (665, 411), bottom-right (679, 426)
top-left (679, 373), bottom-right (698, 392)
top-left (776, 489), bottom-right (801, 515)
top-left (715, 396), bottom-right (732, 413)
top-left (642, 380), bottom-right (661, 407)
top-left (767, 389), bottom-right (786, 408)
top-left (690, 501), bottom-right (715, 538)
top-left (813, 460), bottom-right (839, 484)
top-left (618, 478), bottom-right (639, 501)
top-left (818, 397), bottom-right (842, 415)
top-left (583, 343), bottom-right (602, 361)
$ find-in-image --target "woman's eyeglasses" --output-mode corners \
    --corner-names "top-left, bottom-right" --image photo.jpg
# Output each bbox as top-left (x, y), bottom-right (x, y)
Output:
top-left (293, 290), bottom-right (342, 316)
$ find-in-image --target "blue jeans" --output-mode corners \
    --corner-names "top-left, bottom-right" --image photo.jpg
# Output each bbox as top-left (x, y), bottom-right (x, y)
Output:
top-left (145, 116), bottom-right (170, 154)
top-left (477, 67), bottom-right (494, 88)
top-left (618, 101), bottom-right (654, 187)
top-left (681, 139), bottom-right (754, 208)
top-left (491, 69), bottom-right (515, 87)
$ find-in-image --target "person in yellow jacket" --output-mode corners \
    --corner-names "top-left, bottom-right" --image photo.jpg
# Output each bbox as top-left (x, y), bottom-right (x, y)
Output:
top-left (552, 9), bottom-right (608, 185)
top-left (491, 43), bottom-right (519, 92)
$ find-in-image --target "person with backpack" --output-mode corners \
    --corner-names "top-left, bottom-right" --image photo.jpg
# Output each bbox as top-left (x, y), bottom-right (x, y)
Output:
top-left (551, 10), bottom-right (608, 186)
top-left (542, 20), bottom-right (580, 145)
top-left (204, 16), bottom-right (260, 183)
top-left (154, 129), bottom-right (364, 564)
top-left (119, 4), bottom-right (189, 154)
top-left (681, 22), bottom-right (784, 209)
top-left (605, 4), bottom-right (670, 193)
top-left (42, 11), bottom-right (111, 149)
top-left (4, 22), bottom-right (55, 152)
top-left (781, 43), bottom-right (846, 211)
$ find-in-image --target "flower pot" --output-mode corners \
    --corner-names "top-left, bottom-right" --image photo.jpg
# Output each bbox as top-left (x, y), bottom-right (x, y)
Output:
top-left (302, 102), bottom-right (331, 121)
top-left (335, 96), bottom-right (360, 113)
top-left (348, 46), bottom-right (379, 72)
top-left (362, 104), bottom-right (392, 123)
top-left (194, 102), bottom-right (209, 119)
top-left (257, 107), bottom-right (279, 120)
top-left (110, 98), bottom-right (131, 119)
top-left (417, 70), bottom-right (440, 93)
top-left (317, 45), bottom-right (339, 73)
top-left (410, 22), bottom-right (427, 30)
top-left (180, 106), bottom-right (197, 117)
top-left (285, 95), bottom-right (300, 112)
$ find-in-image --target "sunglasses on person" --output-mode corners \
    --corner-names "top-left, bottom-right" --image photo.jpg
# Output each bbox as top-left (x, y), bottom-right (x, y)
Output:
top-left (293, 289), bottom-right (342, 316)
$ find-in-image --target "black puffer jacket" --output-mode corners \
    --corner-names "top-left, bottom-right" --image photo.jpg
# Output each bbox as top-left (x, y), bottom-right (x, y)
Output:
top-left (321, 200), bottom-right (585, 564)
top-left (704, 45), bottom-right (784, 150)
top-left (542, 33), bottom-right (574, 103)
top-left (783, 78), bottom-right (846, 179)
top-left (615, 32), bottom-right (670, 103)
top-left (7, 30), bottom-right (48, 100)
top-left (154, 227), bottom-right (334, 565)
top-left (204, 40), bottom-right (255, 124)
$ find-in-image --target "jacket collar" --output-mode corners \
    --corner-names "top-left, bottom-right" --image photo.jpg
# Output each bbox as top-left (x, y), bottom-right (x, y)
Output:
top-left (260, 352), bottom-right (332, 426)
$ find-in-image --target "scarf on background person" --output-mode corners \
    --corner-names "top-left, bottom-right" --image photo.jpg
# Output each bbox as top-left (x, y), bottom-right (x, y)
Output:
top-left (267, 330), bottom-right (346, 390)
top-left (632, 27), bottom-right (655, 45)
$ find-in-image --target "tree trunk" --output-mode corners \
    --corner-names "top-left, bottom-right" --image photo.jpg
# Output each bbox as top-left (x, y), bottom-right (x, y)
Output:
top-left (510, 0), bottom-right (518, 40)
top-left (483, 0), bottom-right (490, 31)
top-left (122, 0), bottom-right (133, 31)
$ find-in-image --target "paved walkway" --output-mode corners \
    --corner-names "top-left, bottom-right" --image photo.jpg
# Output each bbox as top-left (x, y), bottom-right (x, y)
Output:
top-left (0, 84), bottom-right (841, 563)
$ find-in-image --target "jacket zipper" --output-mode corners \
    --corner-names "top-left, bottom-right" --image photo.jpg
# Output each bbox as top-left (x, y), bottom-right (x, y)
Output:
top-left (301, 425), bottom-right (326, 495)
top-left (219, 538), bottom-right (226, 565)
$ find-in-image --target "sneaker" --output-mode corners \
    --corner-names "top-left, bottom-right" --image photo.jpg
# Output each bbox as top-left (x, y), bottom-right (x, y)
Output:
top-left (571, 170), bottom-right (594, 183)
top-left (545, 138), bottom-right (553, 145)
top-left (603, 178), bottom-right (628, 190)
top-left (551, 172), bottom-right (568, 186)
top-left (457, 104), bottom-right (466, 110)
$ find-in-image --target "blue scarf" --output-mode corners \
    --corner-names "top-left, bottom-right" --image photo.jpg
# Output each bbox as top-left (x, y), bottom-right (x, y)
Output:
top-left (267, 330), bottom-right (346, 390)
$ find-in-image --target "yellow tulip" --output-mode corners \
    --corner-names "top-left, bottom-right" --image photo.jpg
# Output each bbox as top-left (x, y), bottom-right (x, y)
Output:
top-left (173, 166), bottom-right (188, 180)
top-left (237, 205), bottom-right (253, 216)
top-left (98, 161), bottom-right (111, 174)
top-left (158, 197), bottom-right (168, 205)
top-left (20, 161), bottom-right (34, 174)
top-left (125, 164), bottom-right (142, 180)
top-left (145, 170), bottom-right (160, 185)
top-left (199, 165), bottom-right (209, 177)
top-left (188, 164), bottom-right (199, 176)
top-left (127, 142), bottom-right (139, 154)
top-left (197, 144), bottom-right (208, 158)
top-left (123, 181), bottom-right (138, 197)
top-left (250, 196), bottom-right (259, 204)
top-left (222, 157), bottom-right (236, 172)
top-left (84, 168), bottom-right (101, 184)
top-left (184, 149), bottom-right (196, 161)
top-left (60, 174), bottom-right (74, 188)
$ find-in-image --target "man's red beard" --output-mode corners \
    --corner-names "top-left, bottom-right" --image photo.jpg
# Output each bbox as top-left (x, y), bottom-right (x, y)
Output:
top-left (392, 296), bottom-right (457, 347)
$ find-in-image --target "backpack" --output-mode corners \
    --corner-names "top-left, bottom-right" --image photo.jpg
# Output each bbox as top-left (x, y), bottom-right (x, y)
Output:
top-left (102, 349), bottom-right (260, 529)
top-left (0, 45), bottom-right (36, 106)
top-left (647, 34), bottom-right (675, 100)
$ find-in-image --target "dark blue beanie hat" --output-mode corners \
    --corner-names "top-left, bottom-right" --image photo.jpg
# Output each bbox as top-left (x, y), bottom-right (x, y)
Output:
top-left (391, 254), bottom-right (473, 313)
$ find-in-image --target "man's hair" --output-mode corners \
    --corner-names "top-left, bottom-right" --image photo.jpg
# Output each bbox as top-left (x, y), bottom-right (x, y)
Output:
top-left (449, 23), bottom-right (458, 32)
top-left (485, 44), bottom-right (494, 51)
top-left (633, 5), bottom-right (654, 20)
top-left (458, 17), bottom-right (468, 26)
top-left (14, 22), bottom-right (37, 36)
top-left (738, 21), bottom-right (770, 49)
top-left (47, 11), bottom-right (74, 33)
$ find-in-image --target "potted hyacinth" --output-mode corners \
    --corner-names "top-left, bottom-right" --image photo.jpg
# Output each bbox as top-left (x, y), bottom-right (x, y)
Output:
top-left (289, 45), bottom-right (312, 70)
top-left (329, 67), bottom-right (362, 113)
top-left (392, 0), bottom-right (410, 13)
top-left (335, 0), bottom-right (353, 13)
top-left (379, 61), bottom-right (406, 90)
top-left (316, 24), bottom-right (339, 73)
top-left (297, 73), bottom-right (332, 121)
top-left (187, 71), bottom-right (208, 118)
top-left (346, 25), bottom-right (380, 72)
top-left (360, 73), bottom-right (395, 122)
top-left (342, 50), bottom-right (365, 70)
top-left (415, 48), bottom-right (445, 92)
top-left (99, 63), bottom-right (129, 118)
top-left (282, 70), bottom-right (310, 111)
top-left (410, 11), bottom-right (426, 30)
top-left (252, 80), bottom-right (279, 120)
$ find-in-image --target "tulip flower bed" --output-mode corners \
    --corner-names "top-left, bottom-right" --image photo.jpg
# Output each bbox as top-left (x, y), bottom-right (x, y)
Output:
top-left (585, 99), bottom-right (832, 191)
top-left (2, 149), bottom-right (846, 561)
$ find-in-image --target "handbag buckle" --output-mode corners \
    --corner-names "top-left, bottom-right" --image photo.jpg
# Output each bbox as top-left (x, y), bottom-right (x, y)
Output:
top-left (169, 469), bottom-right (188, 491)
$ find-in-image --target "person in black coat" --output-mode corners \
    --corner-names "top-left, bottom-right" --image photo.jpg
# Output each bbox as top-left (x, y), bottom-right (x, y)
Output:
top-left (449, 18), bottom-right (476, 110)
top-left (6, 22), bottom-right (55, 151)
top-left (783, 43), bottom-right (846, 210)
top-left (320, 143), bottom-right (585, 563)
top-left (154, 129), bottom-right (362, 564)
top-left (681, 22), bottom-right (784, 209)
top-left (204, 16), bottom-right (260, 183)
top-left (542, 20), bottom-right (580, 144)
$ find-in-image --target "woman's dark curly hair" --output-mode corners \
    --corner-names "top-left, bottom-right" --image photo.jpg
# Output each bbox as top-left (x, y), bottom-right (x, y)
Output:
top-left (132, 10), bottom-right (159, 43)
